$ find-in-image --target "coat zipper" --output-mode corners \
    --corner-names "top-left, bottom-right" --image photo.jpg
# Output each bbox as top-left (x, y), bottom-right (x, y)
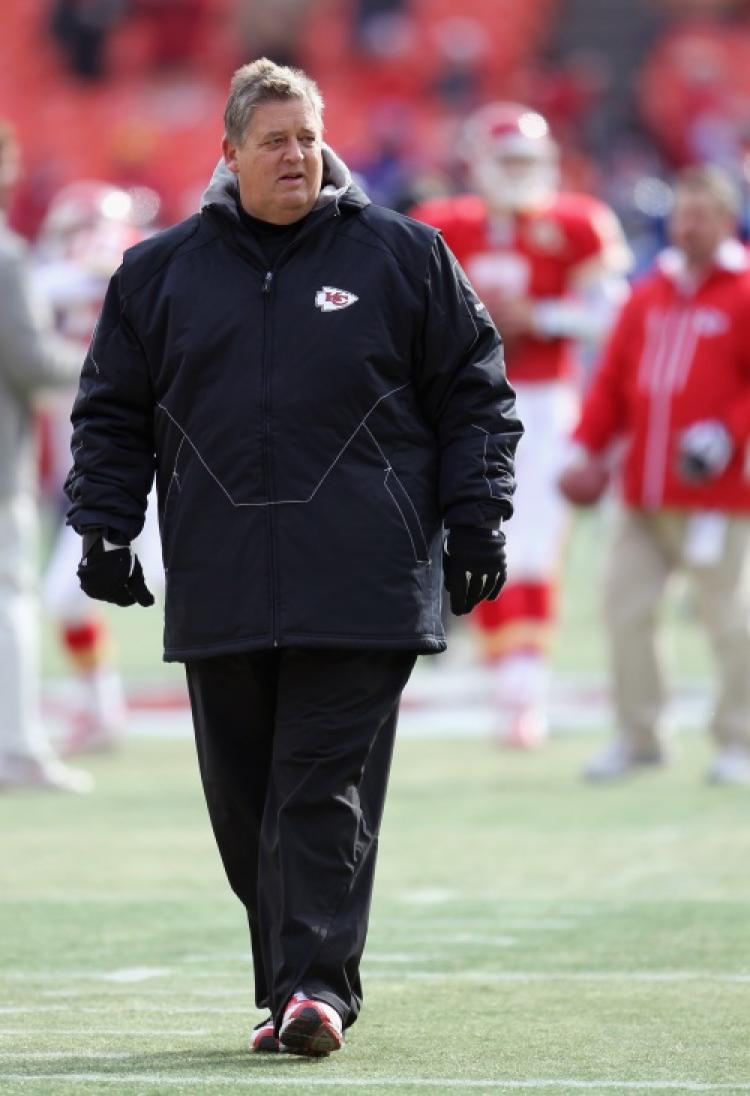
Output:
top-left (258, 205), bottom-right (341, 647)
top-left (261, 269), bottom-right (278, 646)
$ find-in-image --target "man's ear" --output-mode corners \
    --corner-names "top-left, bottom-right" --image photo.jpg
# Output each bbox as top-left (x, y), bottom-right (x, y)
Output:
top-left (222, 135), bottom-right (240, 175)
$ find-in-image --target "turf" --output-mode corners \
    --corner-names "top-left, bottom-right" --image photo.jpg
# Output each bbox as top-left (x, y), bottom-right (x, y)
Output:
top-left (2, 734), bottom-right (749, 1095)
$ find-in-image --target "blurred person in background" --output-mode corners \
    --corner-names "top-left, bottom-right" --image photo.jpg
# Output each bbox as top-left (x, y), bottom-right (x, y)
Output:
top-left (231, 0), bottom-right (312, 70)
top-left (134, 0), bottom-right (214, 69)
top-left (64, 57), bottom-right (520, 1056)
top-left (561, 165), bottom-right (750, 786)
top-left (50, 0), bottom-right (126, 81)
top-left (0, 122), bottom-right (92, 792)
top-left (412, 102), bottom-right (630, 748)
top-left (34, 180), bottom-right (163, 755)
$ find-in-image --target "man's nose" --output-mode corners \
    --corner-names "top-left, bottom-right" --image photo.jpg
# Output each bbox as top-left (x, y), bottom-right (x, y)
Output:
top-left (283, 139), bottom-right (304, 161)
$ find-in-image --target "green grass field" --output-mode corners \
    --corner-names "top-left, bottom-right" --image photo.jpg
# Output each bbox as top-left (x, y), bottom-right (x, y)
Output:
top-left (3, 512), bottom-right (746, 1094)
top-left (2, 734), bottom-right (749, 1095)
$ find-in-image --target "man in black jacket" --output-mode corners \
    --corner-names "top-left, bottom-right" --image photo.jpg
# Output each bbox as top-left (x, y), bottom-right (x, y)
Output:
top-left (66, 58), bottom-right (522, 1057)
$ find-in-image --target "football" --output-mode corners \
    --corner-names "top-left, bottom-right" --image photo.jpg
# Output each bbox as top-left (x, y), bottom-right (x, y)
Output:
top-left (558, 457), bottom-right (609, 507)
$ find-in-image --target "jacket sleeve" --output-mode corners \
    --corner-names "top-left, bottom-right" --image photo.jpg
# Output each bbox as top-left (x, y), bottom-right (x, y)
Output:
top-left (0, 243), bottom-right (83, 395)
top-left (573, 295), bottom-right (634, 453)
top-left (414, 234), bottom-right (523, 525)
top-left (65, 269), bottom-right (155, 541)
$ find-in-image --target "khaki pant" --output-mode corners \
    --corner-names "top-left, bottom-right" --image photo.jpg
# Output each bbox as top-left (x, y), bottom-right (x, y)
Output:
top-left (0, 495), bottom-right (50, 762)
top-left (603, 507), bottom-right (750, 753)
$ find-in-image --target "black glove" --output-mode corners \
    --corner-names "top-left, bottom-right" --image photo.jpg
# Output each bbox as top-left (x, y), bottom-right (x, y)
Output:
top-left (443, 525), bottom-right (507, 616)
top-left (77, 532), bottom-right (155, 608)
top-left (678, 419), bottom-right (733, 482)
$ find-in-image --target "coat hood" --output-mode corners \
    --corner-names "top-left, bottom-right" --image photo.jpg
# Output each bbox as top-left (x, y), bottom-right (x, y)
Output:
top-left (200, 144), bottom-right (370, 219)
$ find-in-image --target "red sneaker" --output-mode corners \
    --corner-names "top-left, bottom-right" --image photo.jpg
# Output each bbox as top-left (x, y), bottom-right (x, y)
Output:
top-left (279, 992), bottom-right (344, 1057)
top-left (249, 1016), bottom-right (279, 1052)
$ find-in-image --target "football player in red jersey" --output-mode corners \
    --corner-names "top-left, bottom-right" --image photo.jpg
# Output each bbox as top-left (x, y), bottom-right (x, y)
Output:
top-left (412, 102), bottom-right (631, 747)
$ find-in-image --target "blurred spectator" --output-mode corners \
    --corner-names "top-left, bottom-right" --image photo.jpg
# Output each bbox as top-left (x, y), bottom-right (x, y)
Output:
top-left (564, 166), bottom-right (750, 786)
top-left (132, 0), bottom-right (215, 69)
top-left (639, 20), bottom-right (750, 169)
top-left (412, 102), bottom-right (630, 748)
top-left (598, 138), bottom-right (672, 274)
top-left (232, 0), bottom-right (314, 69)
top-left (657, 0), bottom-right (750, 19)
top-left (0, 121), bottom-right (92, 792)
top-left (352, 0), bottom-right (412, 59)
top-left (50, 0), bottom-right (126, 80)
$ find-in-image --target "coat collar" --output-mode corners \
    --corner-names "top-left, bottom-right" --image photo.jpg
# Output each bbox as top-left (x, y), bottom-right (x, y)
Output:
top-left (657, 238), bottom-right (748, 288)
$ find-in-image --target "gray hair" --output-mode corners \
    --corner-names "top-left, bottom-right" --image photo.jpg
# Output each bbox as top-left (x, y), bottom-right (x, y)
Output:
top-left (673, 164), bottom-right (742, 219)
top-left (224, 57), bottom-right (324, 145)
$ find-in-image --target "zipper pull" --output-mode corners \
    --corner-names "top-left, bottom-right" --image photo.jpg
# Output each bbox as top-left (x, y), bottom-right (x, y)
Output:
top-left (262, 271), bottom-right (273, 294)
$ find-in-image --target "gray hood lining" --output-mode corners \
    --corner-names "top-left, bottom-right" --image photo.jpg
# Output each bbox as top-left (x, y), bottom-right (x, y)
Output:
top-left (200, 144), bottom-right (353, 217)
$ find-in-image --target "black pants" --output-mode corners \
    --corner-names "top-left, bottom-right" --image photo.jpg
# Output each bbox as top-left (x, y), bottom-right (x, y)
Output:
top-left (185, 647), bottom-right (417, 1030)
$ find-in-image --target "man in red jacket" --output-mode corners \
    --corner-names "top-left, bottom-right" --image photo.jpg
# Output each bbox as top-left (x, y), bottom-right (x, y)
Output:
top-left (563, 165), bottom-right (750, 785)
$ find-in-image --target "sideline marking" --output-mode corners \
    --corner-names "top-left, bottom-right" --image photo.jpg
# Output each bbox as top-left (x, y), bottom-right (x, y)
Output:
top-left (0, 1073), bottom-right (749, 1090)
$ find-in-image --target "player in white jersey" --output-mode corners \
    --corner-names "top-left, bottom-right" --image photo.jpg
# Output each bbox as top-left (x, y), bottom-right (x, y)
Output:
top-left (35, 180), bottom-right (163, 754)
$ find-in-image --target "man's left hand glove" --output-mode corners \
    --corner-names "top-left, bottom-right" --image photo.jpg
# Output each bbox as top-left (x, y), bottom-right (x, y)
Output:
top-left (678, 419), bottom-right (733, 482)
top-left (443, 525), bottom-right (507, 616)
top-left (77, 533), bottom-right (155, 608)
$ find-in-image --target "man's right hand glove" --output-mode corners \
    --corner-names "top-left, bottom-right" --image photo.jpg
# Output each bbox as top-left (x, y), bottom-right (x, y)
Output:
top-left (443, 525), bottom-right (507, 616)
top-left (77, 532), bottom-right (155, 608)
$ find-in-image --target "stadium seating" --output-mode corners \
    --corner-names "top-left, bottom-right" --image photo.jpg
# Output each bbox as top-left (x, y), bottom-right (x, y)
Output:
top-left (1, 0), bottom-right (556, 235)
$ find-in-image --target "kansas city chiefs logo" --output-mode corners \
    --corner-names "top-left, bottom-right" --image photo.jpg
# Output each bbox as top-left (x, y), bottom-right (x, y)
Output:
top-left (315, 286), bottom-right (359, 312)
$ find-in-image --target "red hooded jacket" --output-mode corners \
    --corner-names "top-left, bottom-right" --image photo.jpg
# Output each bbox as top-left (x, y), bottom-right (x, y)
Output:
top-left (575, 241), bottom-right (750, 512)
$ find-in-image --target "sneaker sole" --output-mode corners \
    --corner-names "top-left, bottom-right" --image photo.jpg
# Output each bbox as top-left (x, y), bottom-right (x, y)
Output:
top-left (280, 1006), bottom-right (343, 1057)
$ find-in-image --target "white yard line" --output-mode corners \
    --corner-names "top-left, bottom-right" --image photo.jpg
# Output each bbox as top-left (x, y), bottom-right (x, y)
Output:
top-left (0, 1073), bottom-right (749, 1090)
top-left (1, 969), bottom-right (170, 984)
top-left (37, 988), bottom-right (253, 999)
top-left (0, 1052), bottom-right (133, 1060)
top-left (367, 970), bottom-right (750, 984)
top-left (0, 1007), bottom-right (247, 1015)
top-left (430, 934), bottom-right (519, 947)
top-left (2, 969), bottom-right (747, 1007)
top-left (0, 1029), bottom-right (212, 1036)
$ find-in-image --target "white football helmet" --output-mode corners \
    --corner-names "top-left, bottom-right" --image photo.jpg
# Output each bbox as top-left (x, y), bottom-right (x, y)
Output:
top-left (462, 102), bottom-right (559, 212)
top-left (37, 180), bottom-right (157, 274)
top-left (41, 180), bottom-right (135, 239)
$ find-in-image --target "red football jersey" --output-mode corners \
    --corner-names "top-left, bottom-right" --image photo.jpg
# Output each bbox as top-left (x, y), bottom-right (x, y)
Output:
top-left (411, 192), bottom-right (625, 383)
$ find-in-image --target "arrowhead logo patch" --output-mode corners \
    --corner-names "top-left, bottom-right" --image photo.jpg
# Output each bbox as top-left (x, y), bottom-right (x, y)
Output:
top-left (315, 286), bottom-right (359, 312)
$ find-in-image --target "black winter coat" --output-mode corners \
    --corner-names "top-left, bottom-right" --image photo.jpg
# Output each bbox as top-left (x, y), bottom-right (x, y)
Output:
top-left (66, 151), bottom-right (522, 660)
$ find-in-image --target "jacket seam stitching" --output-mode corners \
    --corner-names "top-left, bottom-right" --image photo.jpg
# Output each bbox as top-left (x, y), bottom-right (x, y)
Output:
top-left (362, 422), bottom-right (430, 562)
top-left (471, 424), bottom-right (500, 499)
top-left (156, 381), bottom-right (411, 507)
top-left (123, 221), bottom-right (214, 301)
top-left (353, 216), bottom-right (437, 288)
